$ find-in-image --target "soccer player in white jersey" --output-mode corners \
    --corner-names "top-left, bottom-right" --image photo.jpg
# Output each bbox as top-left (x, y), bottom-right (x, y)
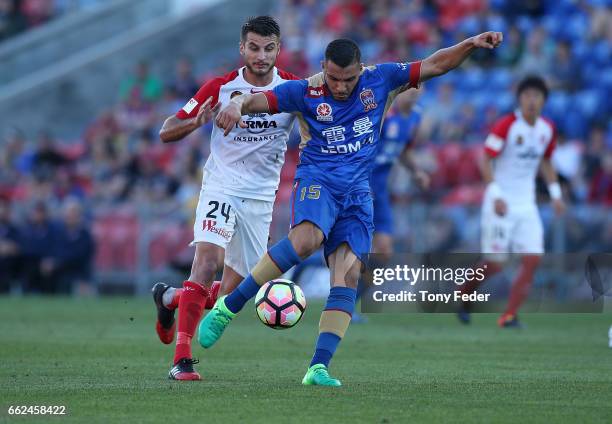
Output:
top-left (458, 75), bottom-right (566, 328)
top-left (152, 16), bottom-right (299, 380)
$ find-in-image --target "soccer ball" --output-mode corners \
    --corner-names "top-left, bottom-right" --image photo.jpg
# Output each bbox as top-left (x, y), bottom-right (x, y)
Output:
top-left (255, 279), bottom-right (306, 329)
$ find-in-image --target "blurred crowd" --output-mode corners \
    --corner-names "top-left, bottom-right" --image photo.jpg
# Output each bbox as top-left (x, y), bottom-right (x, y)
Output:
top-left (0, 0), bottom-right (101, 41)
top-left (0, 0), bottom-right (610, 291)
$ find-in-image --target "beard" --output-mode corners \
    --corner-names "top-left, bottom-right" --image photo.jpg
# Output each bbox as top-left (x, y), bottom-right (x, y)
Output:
top-left (245, 61), bottom-right (274, 76)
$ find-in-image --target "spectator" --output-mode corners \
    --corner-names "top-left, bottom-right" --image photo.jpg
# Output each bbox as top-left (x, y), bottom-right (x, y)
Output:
top-left (549, 41), bottom-right (580, 92)
top-left (56, 199), bottom-right (95, 295)
top-left (516, 26), bottom-right (554, 77)
top-left (0, 197), bottom-right (20, 293)
top-left (118, 61), bottom-right (163, 104)
top-left (19, 202), bottom-right (62, 294)
top-left (497, 25), bottom-right (524, 67)
top-left (0, 0), bottom-right (26, 41)
top-left (167, 56), bottom-right (200, 101)
top-left (32, 131), bottom-right (69, 178)
top-left (589, 152), bottom-right (612, 205)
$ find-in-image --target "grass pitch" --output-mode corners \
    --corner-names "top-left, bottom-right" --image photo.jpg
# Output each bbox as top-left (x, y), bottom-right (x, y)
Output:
top-left (1, 297), bottom-right (611, 423)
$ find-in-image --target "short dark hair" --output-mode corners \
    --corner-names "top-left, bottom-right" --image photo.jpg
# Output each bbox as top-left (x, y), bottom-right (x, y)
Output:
top-left (241, 16), bottom-right (280, 41)
top-left (325, 39), bottom-right (361, 67)
top-left (517, 75), bottom-right (548, 99)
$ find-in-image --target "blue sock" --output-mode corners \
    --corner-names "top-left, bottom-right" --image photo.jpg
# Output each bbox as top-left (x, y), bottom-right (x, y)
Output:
top-left (310, 287), bottom-right (357, 368)
top-left (224, 237), bottom-right (301, 313)
top-left (310, 332), bottom-right (341, 368)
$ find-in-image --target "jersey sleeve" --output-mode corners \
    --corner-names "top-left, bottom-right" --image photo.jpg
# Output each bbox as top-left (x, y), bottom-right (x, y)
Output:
top-left (175, 80), bottom-right (220, 120)
top-left (484, 114), bottom-right (515, 158)
top-left (264, 79), bottom-right (307, 114)
top-left (175, 70), bottom-right (238, 120)
top-left (377, 62), bottom-right (422, 91)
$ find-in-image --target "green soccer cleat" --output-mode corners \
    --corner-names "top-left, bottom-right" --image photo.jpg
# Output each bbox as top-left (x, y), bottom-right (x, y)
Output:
top-left (301, 364), bottom-right (342, 387)
top-left (197, 296), bottom-right (235, 348)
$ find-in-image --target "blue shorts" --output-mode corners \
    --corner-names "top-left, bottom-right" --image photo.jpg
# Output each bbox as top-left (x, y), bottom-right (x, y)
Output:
top-left (372, 187), bottom-right (393, 235)
top-left (290, 177), bottom-right (373, 263)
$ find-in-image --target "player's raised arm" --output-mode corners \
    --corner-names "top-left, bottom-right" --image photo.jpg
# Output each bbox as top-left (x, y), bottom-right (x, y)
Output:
top-left (215, 93), bottom-right (271, 136)
top-left (216, 79), bottom-right (306, 136)
top-left (160, 97), bottom-right (221, 142)
top-left (418, 31), bottom-right (503, 82)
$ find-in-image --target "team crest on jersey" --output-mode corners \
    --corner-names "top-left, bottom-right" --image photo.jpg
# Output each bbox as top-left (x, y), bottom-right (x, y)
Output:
top-left (516, 135), bottom-right (524, 145)
top-left (316, 103), bottom-right (333, 122)
top-left (230, 90), bottom-right (243, 99)
top-left (359, 89), bottom-right (377, 112)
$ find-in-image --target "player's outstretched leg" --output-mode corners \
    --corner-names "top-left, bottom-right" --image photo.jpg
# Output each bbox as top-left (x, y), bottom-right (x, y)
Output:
top-left (152, 282), bottom-right (182, 344)
top-left (302, 287), bottom-right (357, 387)
top-left (498, 255), bottom-right (540, 328)
top-left (456, 260), bottom-right (502, 325)
top-left (169, 281), bottom-right (209, 380)
top-left (153, 281), bottom-right (221, 345)
top-left (198, 237), bottom-right (302, 348)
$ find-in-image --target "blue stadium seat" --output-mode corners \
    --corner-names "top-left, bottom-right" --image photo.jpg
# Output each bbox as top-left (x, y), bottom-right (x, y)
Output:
top-left (488, 68), bottom-right (512, 90)
top-left (574, 90), bottom-right (601, 119)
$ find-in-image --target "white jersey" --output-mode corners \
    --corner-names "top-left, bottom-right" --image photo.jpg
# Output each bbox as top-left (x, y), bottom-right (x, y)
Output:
top-left (483, 110), bottom-right (556, 208)
top-left (177, 67), bottom-right (299, 201)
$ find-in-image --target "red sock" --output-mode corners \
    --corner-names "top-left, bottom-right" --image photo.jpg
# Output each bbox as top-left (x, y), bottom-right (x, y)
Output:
top-left (504, 255), bottom-right (541, 316)
top-left (174, 281), bottom-right (209, 364)
top-left (460, 260), bottom-right (503, 295)
top-left (167, 288), bottom-right (183, 310)
top-left (205, 281), bottom-right (221, 310)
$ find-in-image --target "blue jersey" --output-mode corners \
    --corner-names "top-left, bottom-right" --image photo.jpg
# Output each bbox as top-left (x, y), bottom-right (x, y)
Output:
top-left (265, 62), bottom-right (421, 195)
top-left (370, 106), bottom-right (422, 191)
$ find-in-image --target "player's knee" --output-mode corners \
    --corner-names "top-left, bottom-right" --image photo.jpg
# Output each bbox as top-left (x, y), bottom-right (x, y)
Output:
top-left (288, 224), bottom-right (323, 258)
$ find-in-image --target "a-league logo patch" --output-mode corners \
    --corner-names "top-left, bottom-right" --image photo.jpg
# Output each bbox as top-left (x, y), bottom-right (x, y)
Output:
top-left (230, 90), bottom-right (243, 99)
top-left (182, 98), bottom-right (199, 114)
top-left (516, 135), bottom-right (524, 145)
top-left (316, 103), bottom-right (333, 122)
top-left (359, 89), bottom-right (377, 112)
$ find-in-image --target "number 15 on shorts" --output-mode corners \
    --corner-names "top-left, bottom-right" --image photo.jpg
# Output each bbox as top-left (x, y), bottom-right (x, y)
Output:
top-left (299, 185), bottom-right (321, 201)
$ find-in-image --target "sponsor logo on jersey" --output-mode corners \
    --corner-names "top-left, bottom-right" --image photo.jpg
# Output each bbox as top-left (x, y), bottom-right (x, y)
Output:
top-left (307, 87), bottom-right (325, 97)
top-left (233, 134), bottom-right (282, 143)
top-left (250, 88), bottom-right (265, 94)
top-left (230, 90), bottom-right (243, 99)
top-left (203, 219), bottom-right (231, 240)
top-left (320, 135), bottom-right (374, 154)
top-left (182, 98), bottom-right (198, 114)
top-left (316, 103), bottom-right (333, 122)
top-left (242, 118), bottom-right (278, 134)
top-left (517, 147), bottom-right (540, 160)
top-left (359, 89), bottom-right (377, 112)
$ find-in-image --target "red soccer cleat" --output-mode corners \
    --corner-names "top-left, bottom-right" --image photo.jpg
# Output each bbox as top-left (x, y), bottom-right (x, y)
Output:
top-left (152, 282), bottom-right (177, 344)
top-left (205, 281), bottom-right (221, 310)
top-left (497, 313), bottom-right (522, 328)
top-left (169, 358), bottom-right (201, 381)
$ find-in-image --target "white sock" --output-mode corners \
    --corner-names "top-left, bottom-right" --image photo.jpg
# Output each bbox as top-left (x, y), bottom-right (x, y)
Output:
top-left (162, 287), bottom-right (176, 308)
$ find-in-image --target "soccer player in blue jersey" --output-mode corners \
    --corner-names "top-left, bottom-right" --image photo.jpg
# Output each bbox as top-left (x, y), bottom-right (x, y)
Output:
top-left (200, 32), bottom-right (503, 386)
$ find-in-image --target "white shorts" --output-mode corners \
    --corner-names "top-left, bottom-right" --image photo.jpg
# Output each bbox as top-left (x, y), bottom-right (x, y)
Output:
top-left (481, 199), bottom-right (544, 259)
top-left (192, 183), bottom-right (273, 277)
